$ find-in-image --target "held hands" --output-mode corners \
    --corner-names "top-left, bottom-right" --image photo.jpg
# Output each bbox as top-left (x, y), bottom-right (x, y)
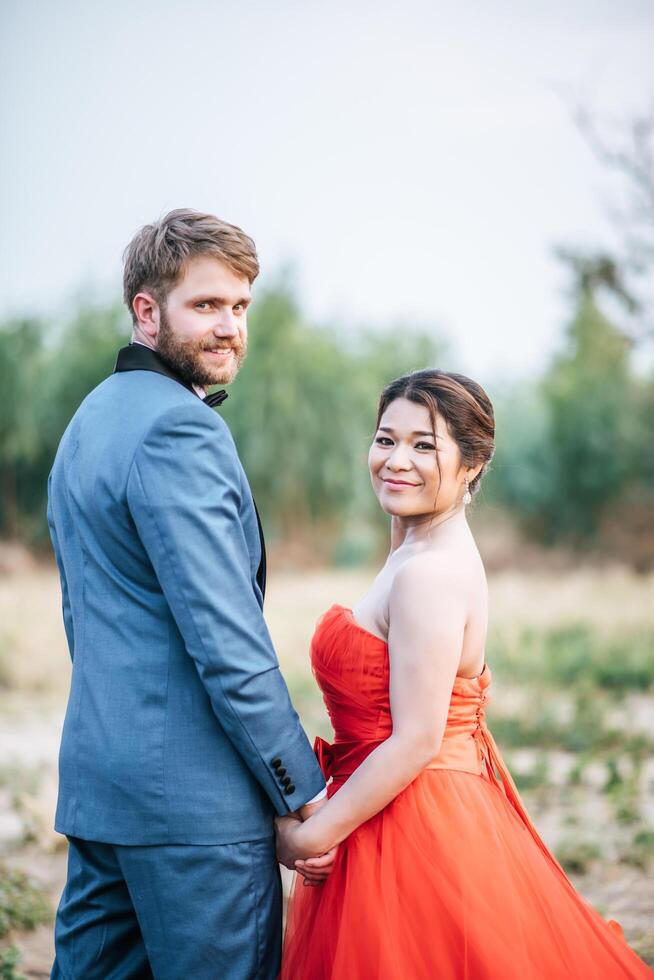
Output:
top-left (275, 797), bottom-right (338, 887)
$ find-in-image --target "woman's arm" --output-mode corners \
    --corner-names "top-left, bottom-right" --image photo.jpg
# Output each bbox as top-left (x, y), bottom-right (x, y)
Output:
top-left (275, 555), bottom-right (466, 867)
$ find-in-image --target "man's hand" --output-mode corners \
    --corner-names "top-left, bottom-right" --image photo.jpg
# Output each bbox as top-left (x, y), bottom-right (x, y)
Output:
top-left (274, 813), bottom-right (338, 887)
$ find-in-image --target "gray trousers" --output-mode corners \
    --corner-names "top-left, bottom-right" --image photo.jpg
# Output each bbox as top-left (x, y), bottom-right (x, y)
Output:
top-left (50, 835), bottom-right (282, 980)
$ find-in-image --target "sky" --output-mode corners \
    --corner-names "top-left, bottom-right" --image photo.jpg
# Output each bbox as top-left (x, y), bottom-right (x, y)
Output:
top-left (1, 0), bottom-right (653, 381)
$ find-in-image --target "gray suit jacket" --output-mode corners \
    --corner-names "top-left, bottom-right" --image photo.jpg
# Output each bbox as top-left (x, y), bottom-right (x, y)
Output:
top-left (47, 344), bottom-right (325, 844)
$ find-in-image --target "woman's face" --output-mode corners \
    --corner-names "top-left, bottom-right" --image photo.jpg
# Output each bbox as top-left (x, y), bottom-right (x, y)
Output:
top-left (368, 397), bottom-right (468, 519)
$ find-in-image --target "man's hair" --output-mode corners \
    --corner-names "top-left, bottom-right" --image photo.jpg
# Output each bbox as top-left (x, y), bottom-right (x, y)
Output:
top-left (122, 208), bottom-right (260, 325)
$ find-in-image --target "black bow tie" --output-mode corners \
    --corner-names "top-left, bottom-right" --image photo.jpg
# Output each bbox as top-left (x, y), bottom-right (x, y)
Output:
top-left (203, 389), bottom-right (229, 408)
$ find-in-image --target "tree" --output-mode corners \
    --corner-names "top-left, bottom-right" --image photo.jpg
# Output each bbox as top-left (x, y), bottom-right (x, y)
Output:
top-left (541, 284), bottom-right (636, 540)
top-left (572, 106), bottom-right (654, 343)
top-left (0, 318), bottom-right (43, 537)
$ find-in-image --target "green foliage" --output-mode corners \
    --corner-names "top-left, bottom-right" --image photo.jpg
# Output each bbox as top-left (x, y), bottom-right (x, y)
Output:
top-left (486, 277), bottom-right (654, 560)
top-left (489, 708), bottom-right (565, 751)
top-left (0, 269), bottom-right (652, 561)
top-left (603, 750), bottom-right (645, 826)
top-left (0, 302), bottom-right (126, 544)
top-left (0, 865), bottom-right (51, 938)
top-left (38, 302), bottom-right (126, 449)
top-left (221, 282), bottom-right (357, 536)
top-left (488, 623), bottom-right (654, 695)
top-left (633, 929), bottom-right (654, 969)
top-left (0, 946), bottom-right (25, 980)
top-left (619, 827), bottom-right (654, 869)
top-left (555, 837), bottom-right (603, 874)
top-left (508, 754), bottom-right (550, 791)
top-left (0, 319), bottom-right (44, 538)
top-left (541, 292), bottom-right (637, 539)
top-left (483, 383), bottom-right (556, 520)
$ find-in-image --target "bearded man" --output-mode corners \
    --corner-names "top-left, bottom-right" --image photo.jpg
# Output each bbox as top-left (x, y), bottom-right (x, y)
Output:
top-left (47, 209), bottom-right (332, 979)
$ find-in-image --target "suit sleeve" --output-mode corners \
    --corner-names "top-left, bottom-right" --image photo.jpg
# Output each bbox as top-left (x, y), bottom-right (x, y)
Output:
top-left (126, 403), bottom-right (326, 815)
top-left (47, 474), bottom-right (75, 662)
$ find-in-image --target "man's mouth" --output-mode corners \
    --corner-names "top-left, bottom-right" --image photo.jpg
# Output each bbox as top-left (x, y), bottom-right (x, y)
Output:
top-left (204, 348), bottom-right (234, 357)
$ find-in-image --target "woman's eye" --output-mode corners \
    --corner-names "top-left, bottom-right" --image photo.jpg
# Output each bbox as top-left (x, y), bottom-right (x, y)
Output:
top-left (416, 442), bottom-right (436, 451)
top-left (375, 437), bottom-right (393, 446)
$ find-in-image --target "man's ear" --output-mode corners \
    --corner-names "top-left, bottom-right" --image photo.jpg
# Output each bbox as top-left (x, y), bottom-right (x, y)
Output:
top-left (132, 292), bottom-right (160, 342)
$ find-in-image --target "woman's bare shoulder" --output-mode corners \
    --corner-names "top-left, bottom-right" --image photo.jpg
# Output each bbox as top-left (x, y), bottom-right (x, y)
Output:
top-left (388, 538), bottom-right (487, 619)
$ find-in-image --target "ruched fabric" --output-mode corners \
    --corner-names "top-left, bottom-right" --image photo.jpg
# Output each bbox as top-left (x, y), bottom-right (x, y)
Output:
top-left (281, 605), bottom-right (652, 979)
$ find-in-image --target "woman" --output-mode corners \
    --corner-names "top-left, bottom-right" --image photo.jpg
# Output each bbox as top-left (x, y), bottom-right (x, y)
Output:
top-left (276, 369), bottom-right (651, 979)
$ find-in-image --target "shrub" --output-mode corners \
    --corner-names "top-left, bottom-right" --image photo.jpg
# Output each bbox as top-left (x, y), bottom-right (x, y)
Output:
top-left (555, 837), bottom-right (602, 874)
top-left (0, 866), bottom-right (51, 939)
top-left (0, 946), bottom-right (26, 980)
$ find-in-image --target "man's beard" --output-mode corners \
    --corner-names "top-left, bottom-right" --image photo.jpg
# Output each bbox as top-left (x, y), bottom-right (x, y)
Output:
top-left (156, 308), bottom-right (247, 387)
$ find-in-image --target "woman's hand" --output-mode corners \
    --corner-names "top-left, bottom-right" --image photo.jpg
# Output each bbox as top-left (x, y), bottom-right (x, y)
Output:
top-left (294, 851), bottom-right (338, 887)
top-left (274, 814), bottom-right (339, 886)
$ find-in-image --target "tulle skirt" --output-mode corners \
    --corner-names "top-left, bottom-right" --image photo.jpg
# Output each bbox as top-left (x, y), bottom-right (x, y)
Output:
top-left (281, 768), bottom-right (651, 979)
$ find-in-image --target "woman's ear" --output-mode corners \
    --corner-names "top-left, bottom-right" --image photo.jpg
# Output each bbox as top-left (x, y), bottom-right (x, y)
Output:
top-left (467, 463), bottom-right (484, 484)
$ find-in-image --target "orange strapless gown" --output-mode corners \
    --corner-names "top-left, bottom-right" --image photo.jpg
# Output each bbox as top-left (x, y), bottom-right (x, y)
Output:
top-left (281, 605), bottom-right (652, 979)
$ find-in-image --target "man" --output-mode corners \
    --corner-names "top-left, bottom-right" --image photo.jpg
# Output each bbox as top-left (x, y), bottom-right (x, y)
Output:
top-left (48, 209), bottom-right (333, 979)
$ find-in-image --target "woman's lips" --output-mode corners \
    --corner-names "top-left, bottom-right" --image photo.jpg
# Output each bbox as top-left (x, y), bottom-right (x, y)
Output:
top-left (383, 478), bottom-right (420, 489)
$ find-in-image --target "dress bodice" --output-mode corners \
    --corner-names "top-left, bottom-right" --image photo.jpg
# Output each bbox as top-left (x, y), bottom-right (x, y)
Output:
top-left (310, 604), bottom-right (493, 783)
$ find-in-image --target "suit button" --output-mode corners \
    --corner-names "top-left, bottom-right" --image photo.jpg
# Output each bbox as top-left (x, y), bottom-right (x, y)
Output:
top-left (271, 757), bottom-right (282, 768)
top-left (276, 767), bottom-right (287, 777)
top-left (284, 784), bottom-right (295, 795)
top-left (281, 776), bottom-right (291, 787)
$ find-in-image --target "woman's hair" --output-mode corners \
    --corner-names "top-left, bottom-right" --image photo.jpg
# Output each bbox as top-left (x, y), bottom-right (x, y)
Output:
top-left (375, 369), bottom-right (495, 498)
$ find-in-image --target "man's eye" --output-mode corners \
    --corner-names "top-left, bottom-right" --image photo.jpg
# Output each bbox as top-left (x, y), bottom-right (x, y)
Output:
top-left (196, 302), bottom-right (209, 310)
top-left (233, 304), bottom-right (244, 313)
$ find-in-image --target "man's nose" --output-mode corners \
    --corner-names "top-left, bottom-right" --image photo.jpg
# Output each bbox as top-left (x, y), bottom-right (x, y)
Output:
top-left (211, 309), bottom-right (239, 337)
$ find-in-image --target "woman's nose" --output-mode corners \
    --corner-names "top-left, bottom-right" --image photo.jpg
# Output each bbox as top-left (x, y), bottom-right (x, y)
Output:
top-left (387, 445), bottom-right (412, 470)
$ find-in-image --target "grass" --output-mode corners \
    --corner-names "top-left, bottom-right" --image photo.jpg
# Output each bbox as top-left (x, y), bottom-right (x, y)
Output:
top-left (619, 829), bottom-right (654, 870)
top-left (555, 837), bottom-right (603, 875)
top-left (487, 623), bottom-right (654, 695)
top-left (0, 945), bottom-right (26, 980)
top-left (0, 866), bottom-right (51, 939)
top-left (508, 754), bottom-right (551, 791)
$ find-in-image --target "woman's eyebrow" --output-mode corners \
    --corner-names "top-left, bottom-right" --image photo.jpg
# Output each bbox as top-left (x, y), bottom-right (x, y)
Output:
top-left (378, 427), bottom-right (439, 438)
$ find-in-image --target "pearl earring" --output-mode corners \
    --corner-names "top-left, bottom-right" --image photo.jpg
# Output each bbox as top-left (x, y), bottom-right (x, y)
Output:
top-left (463, 478), bottom-right (472, 506)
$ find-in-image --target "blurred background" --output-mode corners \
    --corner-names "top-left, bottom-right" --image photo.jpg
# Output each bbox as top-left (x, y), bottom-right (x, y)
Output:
top-left (1, 0), bottom-right (654, 975)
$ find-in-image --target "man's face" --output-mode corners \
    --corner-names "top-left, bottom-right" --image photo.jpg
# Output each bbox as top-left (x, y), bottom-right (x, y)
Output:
top-left (155, 255), bottom-right (251, 387)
